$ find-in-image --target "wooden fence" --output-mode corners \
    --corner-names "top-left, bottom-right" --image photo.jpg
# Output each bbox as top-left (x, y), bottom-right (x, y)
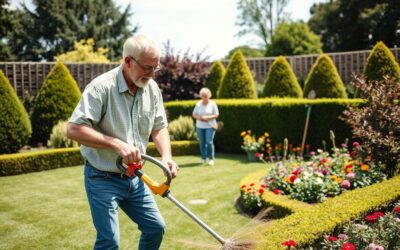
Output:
top-left (1, 48), bottom-right (399, 99)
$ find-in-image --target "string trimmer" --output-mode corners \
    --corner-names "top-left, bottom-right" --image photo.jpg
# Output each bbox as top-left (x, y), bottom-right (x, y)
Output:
top-left (116, 154), bottom-right (255, 250)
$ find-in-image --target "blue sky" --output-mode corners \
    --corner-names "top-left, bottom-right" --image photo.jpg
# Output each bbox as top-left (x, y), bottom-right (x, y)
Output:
top-left (10, 0), bottom-right (326, 60)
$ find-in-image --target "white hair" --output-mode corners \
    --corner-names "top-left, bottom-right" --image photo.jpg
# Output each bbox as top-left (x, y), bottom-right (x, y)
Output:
top-left (199, 87), bottom-right (212, 98)
top-left (122, 34), bottom-right (160, 60)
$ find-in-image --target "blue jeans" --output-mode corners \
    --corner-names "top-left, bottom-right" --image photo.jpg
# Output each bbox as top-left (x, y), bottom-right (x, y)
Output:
top-left (84, 162), bottom-right (165, 250)
top-left (196, 127), bottom-right (215, 160)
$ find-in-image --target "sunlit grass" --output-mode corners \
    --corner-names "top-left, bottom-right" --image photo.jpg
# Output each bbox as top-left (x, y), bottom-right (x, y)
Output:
top-left (0, 154), bottom-right (266, 250)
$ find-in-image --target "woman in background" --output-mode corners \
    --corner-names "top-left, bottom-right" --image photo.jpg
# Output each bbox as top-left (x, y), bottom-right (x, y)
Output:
top-left (192, 87), bottom-right (219, 166)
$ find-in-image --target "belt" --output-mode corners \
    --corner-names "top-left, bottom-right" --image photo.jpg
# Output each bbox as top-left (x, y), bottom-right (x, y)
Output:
top-left (85, 160), bottom-right (133, 179)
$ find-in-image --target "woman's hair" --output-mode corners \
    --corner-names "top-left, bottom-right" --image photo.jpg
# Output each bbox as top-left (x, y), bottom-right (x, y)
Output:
top-left (199, 87), bottom-right (212, 98)
top-left (122, 34), bottom-right (160, 60)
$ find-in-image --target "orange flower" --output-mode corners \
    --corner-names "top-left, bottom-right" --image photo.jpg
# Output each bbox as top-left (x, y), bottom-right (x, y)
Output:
top-left (285, 176), bottom-right (292, 183)
top-left (361, 164), bottom-right (369, 171)
top-left (240, 131), bottom-right (246, 137)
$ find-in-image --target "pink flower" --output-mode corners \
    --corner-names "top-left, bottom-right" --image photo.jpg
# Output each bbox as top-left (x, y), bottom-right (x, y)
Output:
top-left (369, 243), bottom-right (384, 250)
top-left (346, 172), bottom-right (356, 179)
top-left (341, 180), bottom-right (351, 189)
top-left (255, 152), bottom-right (261, 158)
top-left (338, 234), bottom-right (348, 240)
top-left (352, 141), bottom-right (360, 147)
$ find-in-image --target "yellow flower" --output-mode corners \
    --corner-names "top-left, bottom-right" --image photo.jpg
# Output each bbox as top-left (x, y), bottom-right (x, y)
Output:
top-left (247, 130), bottom-right (251, 134)
top-left (361, 164), bottom-right (369, 171)
top-left (240, 131), bottom-right (246, 137)
top-left (264, 132), bottom-right (269, 137)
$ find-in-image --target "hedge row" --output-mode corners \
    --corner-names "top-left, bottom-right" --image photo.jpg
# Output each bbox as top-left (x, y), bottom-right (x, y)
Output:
top-left (240, 170), bottom-right (400, 249)
top-left (0, 141), bottom-right (199, 176)
top-left (165, 98), bottom-right (363, 153)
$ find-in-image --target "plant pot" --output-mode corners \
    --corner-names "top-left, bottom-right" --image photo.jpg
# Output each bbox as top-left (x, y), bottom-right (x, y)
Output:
top-left (246, 152), bottom-right (258, 162)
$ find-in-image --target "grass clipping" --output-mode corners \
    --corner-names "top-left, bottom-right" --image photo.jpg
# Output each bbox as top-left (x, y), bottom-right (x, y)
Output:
top-left (178, 208), bottom-right (272, 250)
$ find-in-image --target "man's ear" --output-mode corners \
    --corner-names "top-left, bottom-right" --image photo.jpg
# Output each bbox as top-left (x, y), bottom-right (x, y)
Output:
top-left (124, 56), bottom-right (131, 66)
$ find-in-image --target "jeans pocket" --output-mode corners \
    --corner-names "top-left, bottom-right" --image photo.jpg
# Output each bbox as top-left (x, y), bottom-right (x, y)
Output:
top-left (86, 165), bottom-right (109, 180)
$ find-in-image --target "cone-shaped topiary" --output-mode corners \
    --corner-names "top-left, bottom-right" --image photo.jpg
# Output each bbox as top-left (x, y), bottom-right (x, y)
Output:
top-left (363, 41), bottom-right (400, 82)
top-left (0, 70), bottom-right (32, 153)
top-left (205, 60), bottom-right (225, 98)
top-left (30, 63), bottom-right (81, 145)
top-left (262, 56), bottom-right (303, 98)
top-left (217, 50), bottom-right (257, 98)
top-left (303, 54), bottom-right (347, 98)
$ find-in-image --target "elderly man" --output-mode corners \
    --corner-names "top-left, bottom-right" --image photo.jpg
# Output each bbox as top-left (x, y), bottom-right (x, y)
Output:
top-left (67, 34), bottom-right (178, 250)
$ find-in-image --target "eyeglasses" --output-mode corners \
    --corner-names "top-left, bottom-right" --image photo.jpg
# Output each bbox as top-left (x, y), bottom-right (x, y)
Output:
top-left (130, 56), bottom-right (162, 74)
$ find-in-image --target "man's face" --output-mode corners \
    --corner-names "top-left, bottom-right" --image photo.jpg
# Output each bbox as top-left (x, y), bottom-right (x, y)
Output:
top-left (128, 52), bottom-right (160, 88)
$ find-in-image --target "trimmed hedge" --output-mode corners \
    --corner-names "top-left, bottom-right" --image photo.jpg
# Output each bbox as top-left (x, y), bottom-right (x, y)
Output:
top-left (218, 50), bottom-right (257, 98)
top-left (261, 56), bottom-right (303, 98)
top-left (0, 70), bottom-right (32, 154)
top-left (165, 98), bottom-right (362, 153)
top-left (0, 141), bottom-right (199, 176)
top-left (30, 63), bottom-right (81, 145)
top-left (240, 170), bottom-right (400, 249)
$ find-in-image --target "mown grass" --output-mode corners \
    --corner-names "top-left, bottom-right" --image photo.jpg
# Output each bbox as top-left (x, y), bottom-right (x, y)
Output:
top-left (0, 154), bottom-right (266, 250)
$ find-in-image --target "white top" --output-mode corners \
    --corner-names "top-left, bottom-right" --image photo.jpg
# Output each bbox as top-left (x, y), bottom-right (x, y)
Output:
top-left (192, 100), bottom-right (219, 129)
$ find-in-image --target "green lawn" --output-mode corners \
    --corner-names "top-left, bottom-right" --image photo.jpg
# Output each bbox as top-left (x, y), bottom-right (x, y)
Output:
top-left (0, 154), bottom-right (266, 250)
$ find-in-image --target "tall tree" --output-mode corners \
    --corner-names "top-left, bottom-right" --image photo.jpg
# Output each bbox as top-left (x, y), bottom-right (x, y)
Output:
top-left (266, 21), bottom-right (322, 56)
top-left (236, 0), bottom-right (289, 51)
top-left (0, 0), bottom-right (17, 60)
top-left (11, 0), bottom-right (137, 61)
top-left (308, 0), bottom-right (400, 52)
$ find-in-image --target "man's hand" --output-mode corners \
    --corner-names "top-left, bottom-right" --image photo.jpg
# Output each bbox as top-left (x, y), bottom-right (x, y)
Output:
top-left (162, 157), bottom-right (179, 178)
top-left (114, 139), bottom-right (142, 164)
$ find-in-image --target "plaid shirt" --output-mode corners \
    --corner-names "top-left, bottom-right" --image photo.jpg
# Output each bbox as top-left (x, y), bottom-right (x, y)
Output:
top-left (69, 65), bottom-right (167, 172)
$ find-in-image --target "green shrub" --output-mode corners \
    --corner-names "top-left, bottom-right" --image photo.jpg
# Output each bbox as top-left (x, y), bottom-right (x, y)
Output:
top-left (165, 98), bottom-right (360, 154)
top-left (364, 41), bottom-right (400, 82)
top-left (217, 50), bottom-right (257, 98)
top-left (30, 63), bottom-right (81, 146)
top-left (303, 54), bottom-right (347, 98)
top-left (0, 70), bottom-right (32, 154)
top-left (47, 120), bottom-right (79, 148)
top-left (205, 60), bottom-right (225, 98)
top-left (168, 115), bottom-right (197, 141)
top-left (261, 56), bottom-right (303, 98)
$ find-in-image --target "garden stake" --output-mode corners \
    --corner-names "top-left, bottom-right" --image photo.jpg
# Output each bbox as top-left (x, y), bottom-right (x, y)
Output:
top-left (117, 155), bottom-right (256, 250)
top-left (301, 90), bottom-right (316, 157)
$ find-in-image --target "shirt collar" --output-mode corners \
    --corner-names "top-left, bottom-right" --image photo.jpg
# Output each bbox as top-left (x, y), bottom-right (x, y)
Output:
top-left (117, 65), bottom-right (129, 93)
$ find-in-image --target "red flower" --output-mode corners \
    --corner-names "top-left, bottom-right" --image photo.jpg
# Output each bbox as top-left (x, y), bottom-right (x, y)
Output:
top-left (290, 175), bottom-right (297, 182)
top-left (241, 185), bottom-right (246, 189)
top-left (373, 211), bottom-right (384, 218)
top-left (250, 183), bottom-right (255, 187)
top-left (261, 184), bottom-right (267, 188)
top-left (282, 240), bottom-right (297, 247)
top-left (365, 214), bottom-right (378, 222)
top-left (246, 188), bottom-right (252, 192)
top-left (341, 243), bottom-right (355, 250)
top-left (258, 188), bottom-right (264, 194)
top-left (273, 189), bottom-right (280, 195)
top-left (393, 207), bottom-right (400, 213)
top-left (327, 236), bottom-right (338, 241)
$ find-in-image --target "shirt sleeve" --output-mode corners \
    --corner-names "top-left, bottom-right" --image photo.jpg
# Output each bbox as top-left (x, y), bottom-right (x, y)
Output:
top-left (69, 84), bottom-right (106, 127)
top-left (153, 88), bottom-right (168, 130)
top-left (192, 102), bottom-right (199, 115)
top-left (213, 101), bottom-right (219, 115)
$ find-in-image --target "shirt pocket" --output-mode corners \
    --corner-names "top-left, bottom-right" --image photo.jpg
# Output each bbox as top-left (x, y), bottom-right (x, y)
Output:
top-left (139, 110), bottom-right (155, 138)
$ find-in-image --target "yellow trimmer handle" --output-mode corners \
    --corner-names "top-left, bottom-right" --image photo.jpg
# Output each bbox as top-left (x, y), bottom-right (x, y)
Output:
top-left (116, 154), bottom-right (172, 197)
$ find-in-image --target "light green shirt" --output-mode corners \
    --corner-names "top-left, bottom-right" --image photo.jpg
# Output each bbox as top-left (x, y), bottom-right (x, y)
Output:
top-left (69, 65), bottom-right (168, 172)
